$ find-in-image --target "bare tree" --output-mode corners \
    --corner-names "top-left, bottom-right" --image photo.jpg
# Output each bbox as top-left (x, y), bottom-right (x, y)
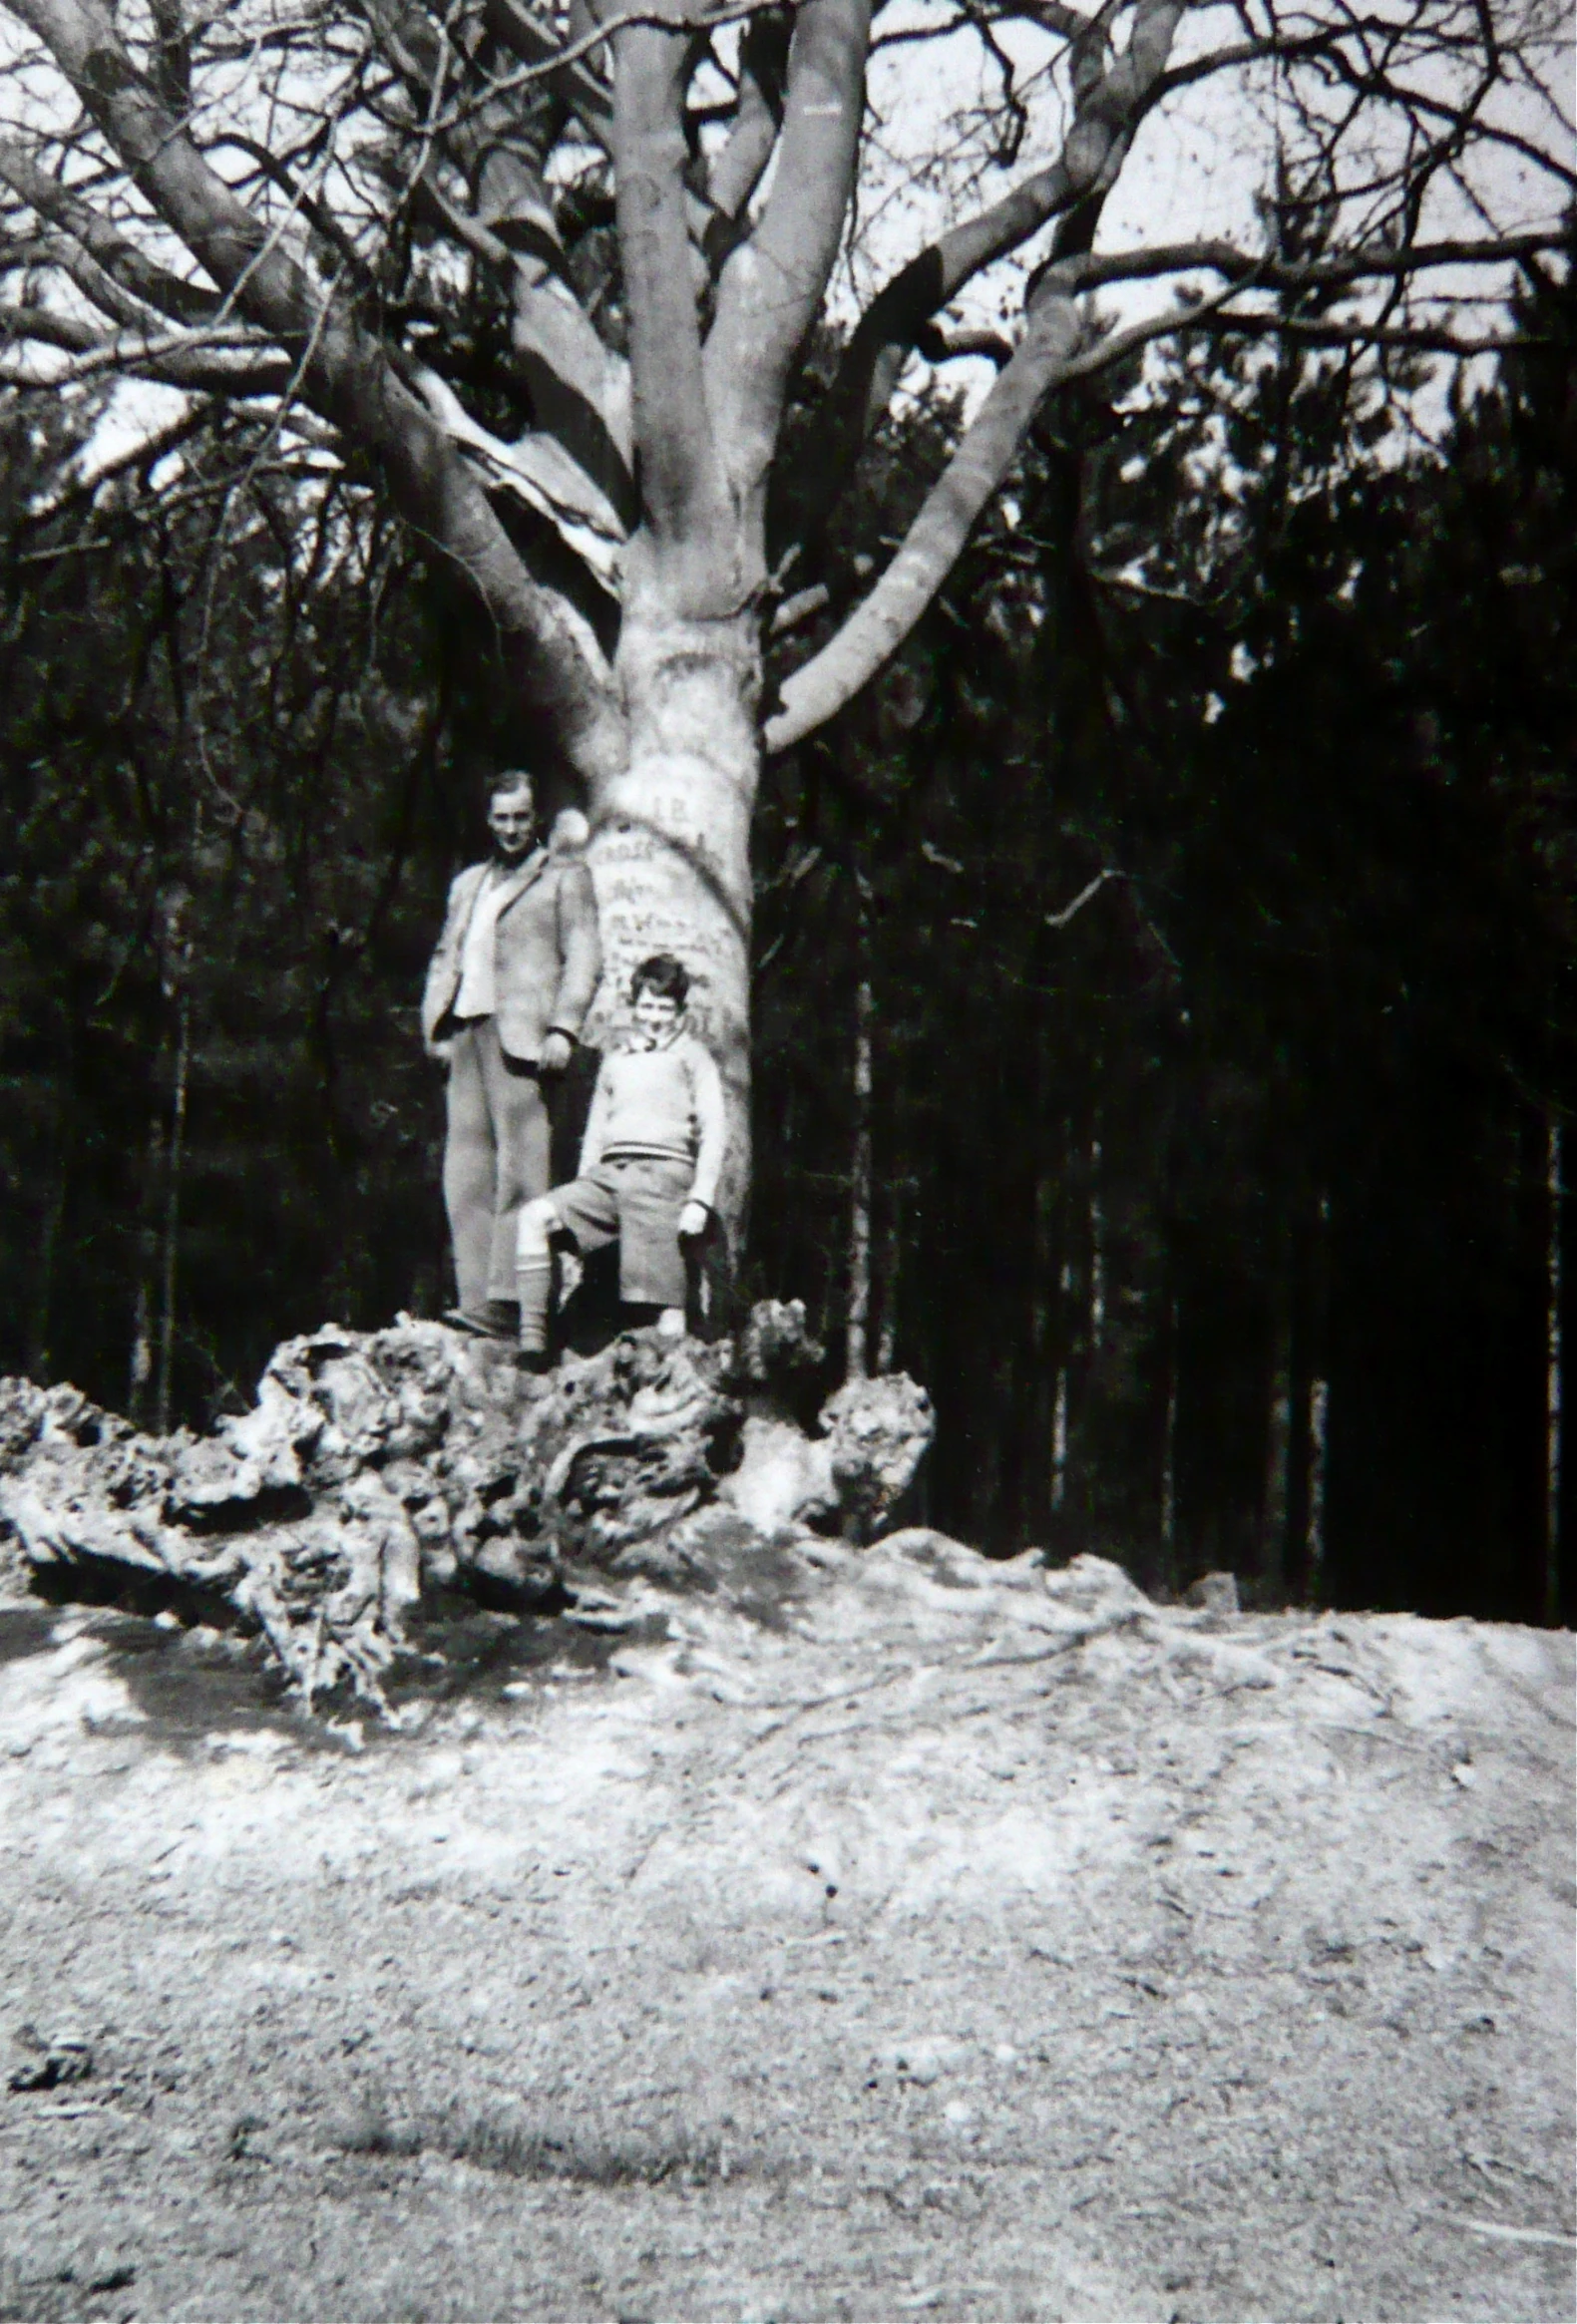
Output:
top-left (1, 0), bottom-right (1569, 1221)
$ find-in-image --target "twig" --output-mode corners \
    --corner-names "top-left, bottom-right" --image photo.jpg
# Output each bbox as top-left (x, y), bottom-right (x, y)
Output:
top-left (1045, 868), bottom-right (1123, 930)
top-left (1445, 2217), bottom-right (1577, 2248)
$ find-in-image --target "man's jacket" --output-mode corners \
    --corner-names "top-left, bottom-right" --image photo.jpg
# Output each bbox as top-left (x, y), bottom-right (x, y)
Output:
top-left (421, 848), bottom-right (602, 1062)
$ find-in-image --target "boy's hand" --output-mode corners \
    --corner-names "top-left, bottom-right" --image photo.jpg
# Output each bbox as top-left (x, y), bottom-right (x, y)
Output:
top-left (540, 1030), bottom-right (573, 1074)
top-left (678, 1201), bottom-right (710, 1241)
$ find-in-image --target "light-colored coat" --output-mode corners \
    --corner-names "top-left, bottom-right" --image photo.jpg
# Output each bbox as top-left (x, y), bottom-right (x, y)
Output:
top-left (421, 848), bottom-right (601, 1062)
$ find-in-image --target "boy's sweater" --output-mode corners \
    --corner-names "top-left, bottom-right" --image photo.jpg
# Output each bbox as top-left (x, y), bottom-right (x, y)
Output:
top-left (579, 1033), bottom-right (726, 1210)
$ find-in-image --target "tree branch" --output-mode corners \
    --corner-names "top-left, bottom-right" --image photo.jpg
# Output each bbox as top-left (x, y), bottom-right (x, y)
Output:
top-left (4, 0), bottom-right (626, 781)
top-left (1044, 867), bottom-right (1121, 928)
top-left (705, 0), bottom-right (873, 555)
top-left (612, 0), bottom-right (730, 598)
top-left (765, 278), bottom-right (1244, 751)
top-left (0, 304), bottom-right (295, 392)
top-left (701, 5), bottom-right (789, 257)
top-left (786, 0), bottom-right (1184, 549)
top-left (362, 0), bottom-right (638, 529)
top-left (1022, 227), bottom-right (1571, 302)
top-left (484, 0), bottom-right (614, 145)
top-left (466, 137), bottom-right (638, 523)
top-left (0, 134), bottom-right (219, 324)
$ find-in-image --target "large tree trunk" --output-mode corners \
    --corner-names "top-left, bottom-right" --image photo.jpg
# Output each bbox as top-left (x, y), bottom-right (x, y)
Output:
top-left (586, 611), bottom-right (761, 1238)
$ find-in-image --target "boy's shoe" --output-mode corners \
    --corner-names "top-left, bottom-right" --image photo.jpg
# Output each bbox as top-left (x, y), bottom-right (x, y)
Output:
top-left (515, 1351), bottom-right (556, 1394)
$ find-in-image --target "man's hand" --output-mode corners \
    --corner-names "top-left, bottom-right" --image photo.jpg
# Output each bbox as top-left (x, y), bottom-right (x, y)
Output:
top-left (540, 1030), bottom-right (573, 1075)
top-left (678, 1200), bottom-right (710, 1241)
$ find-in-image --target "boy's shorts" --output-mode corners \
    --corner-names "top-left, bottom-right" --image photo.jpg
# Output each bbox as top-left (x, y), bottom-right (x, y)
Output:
top-left (550, 1154), bottom-right (692, 1307)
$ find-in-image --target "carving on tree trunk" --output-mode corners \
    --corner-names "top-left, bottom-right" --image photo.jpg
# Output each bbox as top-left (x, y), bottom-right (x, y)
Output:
top-left (0, 0), bottom-right (1561, 1228)
top-left (589, 612), bottom-right (762, 1233)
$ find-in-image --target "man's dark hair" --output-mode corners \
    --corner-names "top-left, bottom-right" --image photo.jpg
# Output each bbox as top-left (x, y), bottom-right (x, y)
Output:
top-left (487, 768), bottom-right (535, 806)
top-left (630, 955), bottom-right (689, 1006)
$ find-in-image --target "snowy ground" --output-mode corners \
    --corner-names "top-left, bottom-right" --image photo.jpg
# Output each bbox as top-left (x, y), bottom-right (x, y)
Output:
top-left (1, 1541), bottom-right (1572, 2323)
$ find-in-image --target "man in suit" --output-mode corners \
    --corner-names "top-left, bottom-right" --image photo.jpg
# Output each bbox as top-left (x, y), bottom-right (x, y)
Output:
top-left (422, 771), bottom-right (602, 1337)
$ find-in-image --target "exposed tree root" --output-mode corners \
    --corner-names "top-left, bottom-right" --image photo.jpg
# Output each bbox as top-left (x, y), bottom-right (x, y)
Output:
top-left (0, 1303), bottom-right (934, 1718)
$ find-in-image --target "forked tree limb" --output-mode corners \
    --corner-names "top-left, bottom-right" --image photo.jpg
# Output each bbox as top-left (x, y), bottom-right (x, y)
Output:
top-left (4, 0), bottom-right (626, 782)
top-left (357, 0), bottom-right (637, 534)
top-left (764, 278), bottom-right (1245, 752)
top-left (783, 0), bottom-right (1184, 548)
top-left (705, 0), bottom-right (873, 539)
top-left (764, 220), bottom-right (1558, 754)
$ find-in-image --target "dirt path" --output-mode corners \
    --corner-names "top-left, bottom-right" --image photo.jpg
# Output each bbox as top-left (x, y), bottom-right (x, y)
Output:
top-left (1, 1543), bottom-right (1572, 2323)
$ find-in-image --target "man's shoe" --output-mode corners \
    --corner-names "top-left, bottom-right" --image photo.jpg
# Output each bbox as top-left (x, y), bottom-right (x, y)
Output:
top-left (444, 1307), bottom-right (514, 1341)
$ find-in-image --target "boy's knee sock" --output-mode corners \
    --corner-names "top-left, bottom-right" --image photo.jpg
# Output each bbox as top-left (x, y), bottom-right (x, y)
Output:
top-left (516, 1256), bottom-right (553, 1354)
top-left (517, 1199), bottom-right (557, 1355)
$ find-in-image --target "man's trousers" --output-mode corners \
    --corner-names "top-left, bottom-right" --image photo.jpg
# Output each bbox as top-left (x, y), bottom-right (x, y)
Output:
top-left (442, 1019), bottom-right (551, 1313)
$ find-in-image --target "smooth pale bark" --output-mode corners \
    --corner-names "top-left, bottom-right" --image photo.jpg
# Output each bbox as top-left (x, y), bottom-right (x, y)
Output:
top-left (613, 18), bottom-right (730, 583)
top-left (586, 615), bottom-right (761, 1239)
top-left (706, 0), bottom-right (873, 558)
top-left (703, 11), bottom-right (790, 247)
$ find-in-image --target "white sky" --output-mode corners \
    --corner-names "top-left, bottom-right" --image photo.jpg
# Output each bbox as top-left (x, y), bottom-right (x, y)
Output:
top-left (22, 0), bottom-right (1577, 483)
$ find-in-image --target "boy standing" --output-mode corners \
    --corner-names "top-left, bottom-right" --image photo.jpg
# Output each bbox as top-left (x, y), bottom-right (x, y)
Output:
top-left (517, 955), bottom-right (724, 1357)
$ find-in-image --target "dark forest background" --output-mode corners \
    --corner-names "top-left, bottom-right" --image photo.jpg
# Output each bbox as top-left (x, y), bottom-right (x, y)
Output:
top-left (3, 251), bottom-right (1573, 1626)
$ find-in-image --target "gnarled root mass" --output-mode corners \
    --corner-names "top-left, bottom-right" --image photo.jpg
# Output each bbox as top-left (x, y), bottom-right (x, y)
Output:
top-left (0, 1304), bottom-right (933, 1719)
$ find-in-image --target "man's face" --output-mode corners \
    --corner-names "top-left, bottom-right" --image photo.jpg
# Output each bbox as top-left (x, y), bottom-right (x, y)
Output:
top-left (632, 988), bottom-right (682, 1048)
top-left (487, 783), bottom-right (536, 860)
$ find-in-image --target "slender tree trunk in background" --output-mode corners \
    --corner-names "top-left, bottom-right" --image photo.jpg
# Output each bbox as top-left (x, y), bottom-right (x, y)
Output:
top-left (1306, 1375), bottom-right (1330, 1600)
top-left (1545, 1118), bottom-right (1562, 1627)
top-left (1261, 1253), bottom-right (1293, 1606)
top-left (1288, 1191), bottom-right (1331, 1603)
top-left (1160, 1288), bottom-right (1179, 1582)
top-left (845, 961), bottom-right (874, 1382)
top-left (876, 1180), bottom-right (904, 1374)
top-left (1284, 1216), bottom-right (1314, 1600)
top-left (1053, 1155), bottom-right (1077, 1518)
top-left (1088, 1132), bottom-right (1105, 1352)
top-left (1051, 1368), bottom-right (1069, 1513)
top-left (156, 957), bottom-right (193, 1436)
top-left (1029, 1160), bottom-right (1058, 1536)
top-left (128, 1110), bottom-right (165, 1422)
top-left (25, 1144), bottom-right (68, 1381)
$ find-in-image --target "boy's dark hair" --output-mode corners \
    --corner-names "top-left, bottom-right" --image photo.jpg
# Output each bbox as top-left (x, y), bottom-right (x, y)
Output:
top-left (630, 954), bottom-right (689, 1006)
